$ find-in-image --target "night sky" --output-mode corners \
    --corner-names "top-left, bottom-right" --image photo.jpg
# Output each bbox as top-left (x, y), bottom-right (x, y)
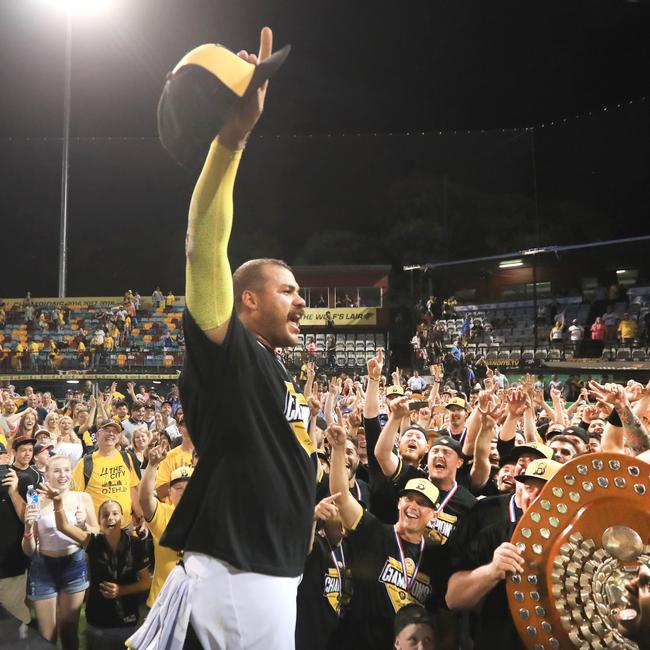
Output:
top-left (1, 0), bottom-right (648, 297)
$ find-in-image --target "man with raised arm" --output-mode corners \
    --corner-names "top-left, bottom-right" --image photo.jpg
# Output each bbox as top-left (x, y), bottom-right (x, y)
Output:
top-left (327, 416), bottom-right (448, 650)
top-left (129, 27), bottom-right (317, 650)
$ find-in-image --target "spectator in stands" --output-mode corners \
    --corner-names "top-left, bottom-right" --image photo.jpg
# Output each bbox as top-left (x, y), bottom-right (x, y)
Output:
top-left (165, 290), bottom-right (175, 312)
top-left (602, 306), bottom-right (618, 340)
top-left (151, 287), bottom-right (163, 310)
top-left (568, 319), bottom-right (584, 343)
top-left (407, 370), bottom-right (426, 393)
top-left (618, 313), bottom-right (637, 345)
top-left (129, 427), bottom-right (151, 472)
top-left (549, 320), bottom-right (564, 346)
top-left (590, 316), bottom-right (607, 341)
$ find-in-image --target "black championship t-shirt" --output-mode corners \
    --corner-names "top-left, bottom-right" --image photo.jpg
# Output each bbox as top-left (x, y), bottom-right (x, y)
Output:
top-left (363, 415), bottom-right (401, 524)
top-left (446, 494), bottom-right (524, 650)
top-left (340, 511), bottom-right (448, 650)
top-left (161, 309), bottom-right (318, 577)
top-left (391, 461), bottom-right (476, 545)
top-left (85, 531), bottom-right (148, 628)
top-left (295, 534), bottom-right (351, 650)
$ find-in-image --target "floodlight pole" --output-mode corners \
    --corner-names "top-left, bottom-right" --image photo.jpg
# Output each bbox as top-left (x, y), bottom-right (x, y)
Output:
top-left (58, 9), bottom-right (72, 298)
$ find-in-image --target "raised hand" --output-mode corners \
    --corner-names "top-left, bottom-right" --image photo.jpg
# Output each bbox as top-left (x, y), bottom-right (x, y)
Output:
top-left (589, 381), bottom-right (627, 411)
top-left (367, 348), bottom-right (384, 381)
top-left (38, 481), bottom-right (62, 503)
top-left (326, 423), bottom-right (347, 449)
top-left (391, 367), bottom-right (401, 386)
top-left (148, 444), bottom-right (168, 467)
top-left (306, 361), bottom-right (315, 381)
top-left (220, 27), bottom-right (274, 149)
top-left (389, 395), bottom-right (411, 420)
top-left (308, 396), bottom-right (321, 418)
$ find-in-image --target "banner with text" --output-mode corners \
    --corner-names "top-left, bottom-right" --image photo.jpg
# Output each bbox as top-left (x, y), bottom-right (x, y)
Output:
top-left (300, 308), bottom-right (377, 327)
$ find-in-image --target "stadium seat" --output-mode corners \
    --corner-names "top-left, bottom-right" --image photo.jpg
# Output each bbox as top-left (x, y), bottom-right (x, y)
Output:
top-left (547, 349), bottom-right (561, 361)
top-left (521, 348), bottom-right (534, 362)
top-left (632, 348), bottom-right (646, 361)
top-left (533, 348), bottom-right (547, 361)
top-left (617, 347), bottom-right (631, 361)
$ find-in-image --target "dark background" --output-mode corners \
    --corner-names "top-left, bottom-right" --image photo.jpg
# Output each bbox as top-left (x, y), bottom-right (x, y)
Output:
top-left (0, 0), bottom-right (648, 297)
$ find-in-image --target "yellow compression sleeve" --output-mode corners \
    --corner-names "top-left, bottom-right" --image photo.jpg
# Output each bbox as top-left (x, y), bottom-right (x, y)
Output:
top-left (185, 140), bottom-right (243, 331)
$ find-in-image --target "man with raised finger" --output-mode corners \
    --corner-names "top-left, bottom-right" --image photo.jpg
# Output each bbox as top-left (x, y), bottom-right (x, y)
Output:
top-left (129, 27), bottom-right (317, 650)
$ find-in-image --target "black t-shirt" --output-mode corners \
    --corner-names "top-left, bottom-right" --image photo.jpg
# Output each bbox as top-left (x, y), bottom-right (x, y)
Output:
top-left (161, 310), bottom-right (318, 577)
top-left (317, 475), bottom-right (371, 510)
top-left (295, 534), bottom-right (351, 650)
top-left (446, 494), bottom-right (524, 650)
top-left (0, 466), bottom-right (35, 578)
top-left (340, 511), bottom-right (448, 650)
top-left (392, 461), bottom-right (476, 544)
top-left (85, 531), bottom-right (148, 628)
top-left (13, 464), bottom-right (42, 495)
top-left (362, 415), bottom-right (401, 524)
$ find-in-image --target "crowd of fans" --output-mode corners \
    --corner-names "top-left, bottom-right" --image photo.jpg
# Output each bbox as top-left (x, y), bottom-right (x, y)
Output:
top-left (1, 341), bottom-right (649, 648)
top-left (0, 289), bottom-right (184, 372)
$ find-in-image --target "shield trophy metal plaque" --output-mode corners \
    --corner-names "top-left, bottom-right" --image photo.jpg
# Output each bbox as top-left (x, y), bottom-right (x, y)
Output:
top-left (507, 453), bottom-right (650, 649)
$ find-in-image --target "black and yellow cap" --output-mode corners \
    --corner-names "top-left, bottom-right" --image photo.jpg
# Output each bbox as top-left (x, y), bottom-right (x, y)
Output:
top-left (158, 41), bottom-right (291, 171)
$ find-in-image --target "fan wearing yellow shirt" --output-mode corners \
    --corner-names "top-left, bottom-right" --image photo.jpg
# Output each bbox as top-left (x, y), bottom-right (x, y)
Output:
top-left (139, 445), bottom-right (192, 608)
top-left (155, 424), bottom-right (193, 501)
top-left (72, 419), bottom-right (143, 527)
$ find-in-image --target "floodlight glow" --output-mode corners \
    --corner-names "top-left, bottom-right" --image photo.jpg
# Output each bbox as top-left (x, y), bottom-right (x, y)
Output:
top-left (499, 259), bottom-right (524, 268)
top-left (616, 269), bottom-right (626, 274)
top-left (66, 379), bottom-right (80, 384)
top-left (45, 0), bottom-right (112, 12)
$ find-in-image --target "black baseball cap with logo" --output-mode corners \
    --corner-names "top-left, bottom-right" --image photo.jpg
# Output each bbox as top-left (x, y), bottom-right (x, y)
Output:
top-left (158, 39), bottom-right (291, 171)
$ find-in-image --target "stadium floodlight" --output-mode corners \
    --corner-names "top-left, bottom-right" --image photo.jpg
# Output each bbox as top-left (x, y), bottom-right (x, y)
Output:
top-left (40, 0), bottom-right (115, 297)
top-left (616, 269), bottom-right (627, 275)
top-left (498, 259), bottom-right (524, 269)
top-left (44, 0), bottom-right (112, 12)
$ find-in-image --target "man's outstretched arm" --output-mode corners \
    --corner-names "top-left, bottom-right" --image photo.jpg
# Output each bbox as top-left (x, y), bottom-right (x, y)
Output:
top-left (185, 27), bottom-right (274, 344)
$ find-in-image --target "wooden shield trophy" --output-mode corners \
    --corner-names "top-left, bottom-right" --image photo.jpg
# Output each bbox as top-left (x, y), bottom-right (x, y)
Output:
top-left (507, 453), bottom-right (650, 649)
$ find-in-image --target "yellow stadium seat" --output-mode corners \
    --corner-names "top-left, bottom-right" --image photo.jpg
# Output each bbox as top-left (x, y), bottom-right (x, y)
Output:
top-left (143, 334), bottom-right (152, 343)
top-left (131, 328), bottom-right (140, 336)
top-left (143, 322), bottom-right (153, 330)
top-left (117, 354), bottom-right (127, 367)
top-left (164, 355), bottom-right (173, 367)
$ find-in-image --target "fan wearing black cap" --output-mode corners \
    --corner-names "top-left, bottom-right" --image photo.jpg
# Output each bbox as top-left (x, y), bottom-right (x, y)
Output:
top-left (129, 27), bottom-right (318, 650)
top-left (327, 420), bottom-right (448, 650)
top-left (445, 458), bottom-right (561, 650)
top-left (375, 396), bottom-right (476, 545)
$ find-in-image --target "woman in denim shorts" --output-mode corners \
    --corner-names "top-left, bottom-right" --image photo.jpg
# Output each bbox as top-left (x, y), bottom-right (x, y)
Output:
top-left (23, 455), bottom-right (99, 649)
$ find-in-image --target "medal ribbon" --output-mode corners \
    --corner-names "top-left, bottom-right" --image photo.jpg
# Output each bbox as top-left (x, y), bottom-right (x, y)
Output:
top-left (326, 539), bottom-right (346, 606)
top-left (393, 527), bottom-right (425, 595)
top-left (435, 480), bottom-right (457, 515)
top-left (508, 494), bottom-right (519, 523)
